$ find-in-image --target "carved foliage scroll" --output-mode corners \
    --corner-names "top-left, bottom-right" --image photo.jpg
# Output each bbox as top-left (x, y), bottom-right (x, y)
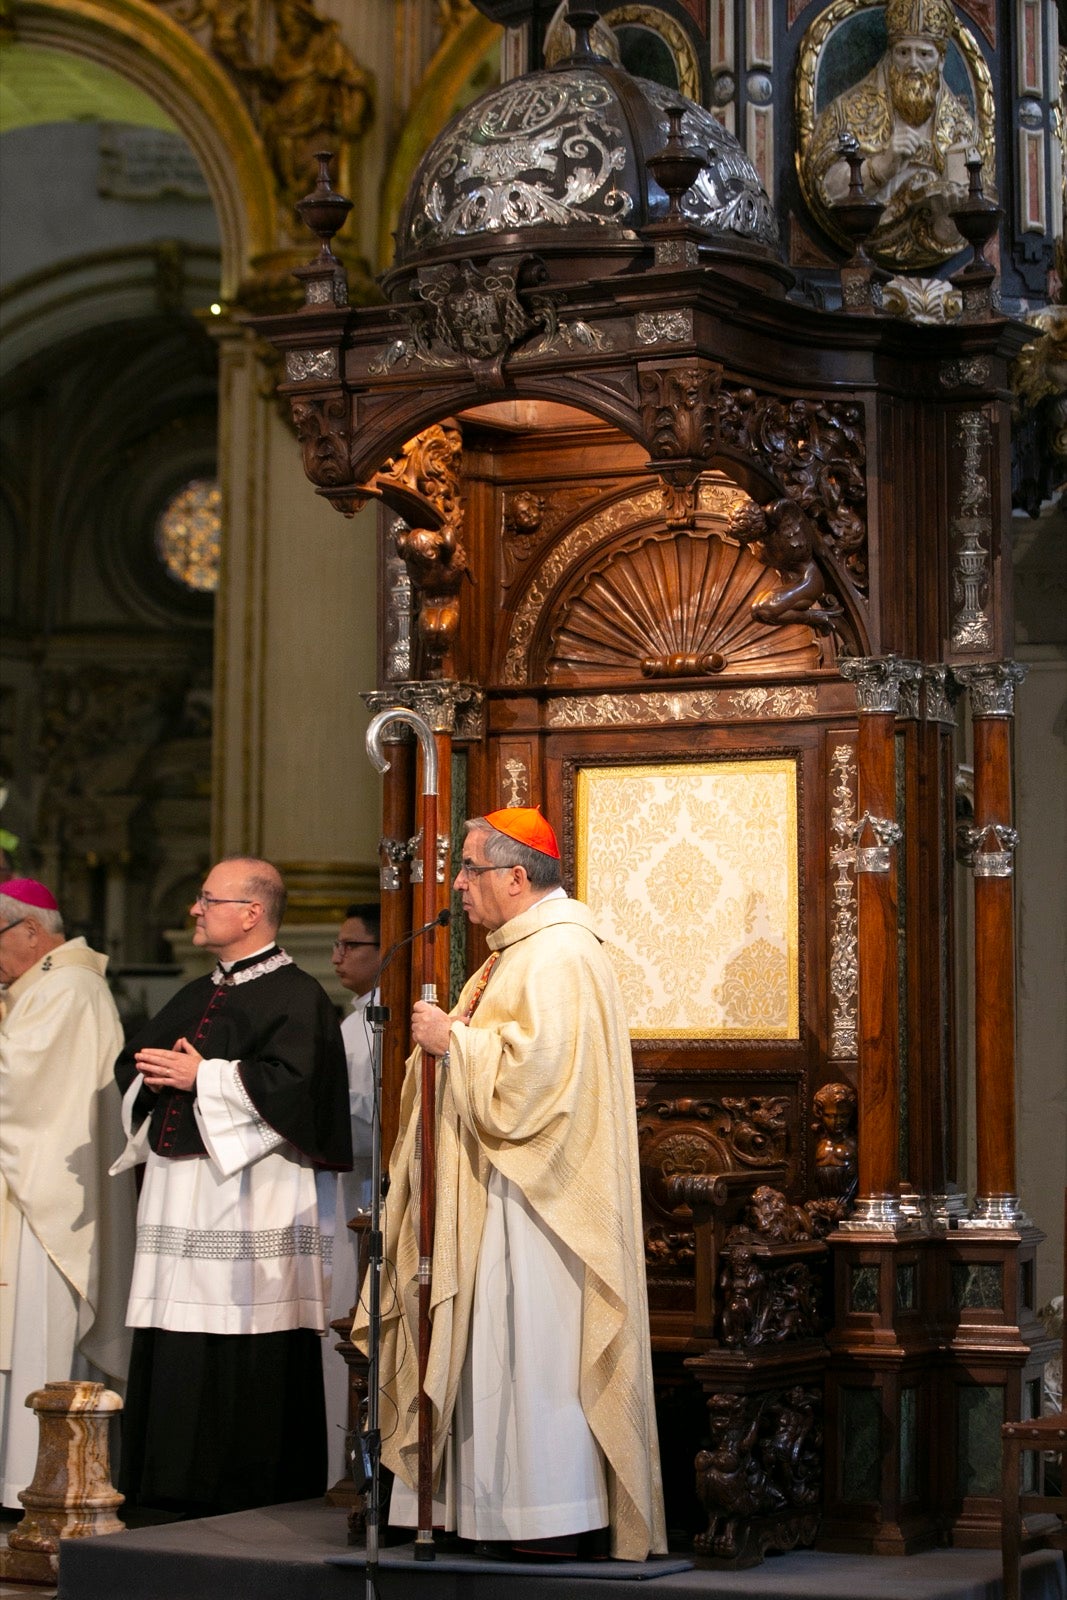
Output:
top-left (638, 1094), bottom-right (792, 1274)
top-left (828, 741), bottom-right (859, 1060)
top-left (635, 369), bottom-right (868, 589)
top-left (381, 424), bottom-right (469, 680)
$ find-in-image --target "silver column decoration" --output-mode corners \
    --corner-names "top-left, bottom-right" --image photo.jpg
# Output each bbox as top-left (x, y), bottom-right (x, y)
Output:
top-left (385, 520), bottom-right (414, 683)
top-left (961, 821), bottom-right (1019, 877)
top-left (377, 834), bottom-right (418, 893)
top-left (949, 411), bottom-right (993, 652)
top-left (954, 660), bottom-right (1028, 718)
top-left (828, 743), bottom-right (858, 1060)
top-left (840, 654), bottom-right (923, 712)
top-left (853, 811), bottom-right (904, 873)
top-left (923, 663), bottom-right (961, 725)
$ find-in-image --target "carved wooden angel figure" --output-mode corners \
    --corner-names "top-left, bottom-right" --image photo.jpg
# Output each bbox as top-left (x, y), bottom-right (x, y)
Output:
top-left (394, 518), bottom-right (472, 679)
top-left (719, 1243), bottom-right (768, 1348)
top-left (729, 497), bottom-right (843, 631)
top-left (812, 1080), bottom-right (858, 1201)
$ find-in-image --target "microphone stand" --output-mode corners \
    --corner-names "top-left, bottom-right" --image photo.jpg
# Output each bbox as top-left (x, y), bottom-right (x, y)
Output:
top-left (359, 995), bottom-right (387, 1600)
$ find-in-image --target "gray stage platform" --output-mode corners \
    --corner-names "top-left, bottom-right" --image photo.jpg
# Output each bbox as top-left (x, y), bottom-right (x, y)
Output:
top-left (53, 1501), bottom-right (1067, 1600)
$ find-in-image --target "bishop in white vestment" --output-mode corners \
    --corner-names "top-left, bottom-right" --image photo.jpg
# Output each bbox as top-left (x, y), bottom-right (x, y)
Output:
top-left (0, 879), bottom-right (136, 1508)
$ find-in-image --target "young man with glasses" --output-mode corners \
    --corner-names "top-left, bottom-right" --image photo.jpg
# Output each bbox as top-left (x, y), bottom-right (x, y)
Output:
top-left (112, 856), bottom-right (351, 1518)
top-left (0, 879), bottom-right (136, 1509)
top-left (322, 900), bottom-right (380, 1487)
top-left (364, 808), bottom-right (666, 1562)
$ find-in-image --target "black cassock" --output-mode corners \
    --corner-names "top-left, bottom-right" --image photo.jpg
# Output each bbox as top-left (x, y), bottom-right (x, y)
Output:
top-left (115, 947), bottom-right (352, 1517)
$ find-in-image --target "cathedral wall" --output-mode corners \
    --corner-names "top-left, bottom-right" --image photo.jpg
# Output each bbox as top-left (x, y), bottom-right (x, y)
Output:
top-left (1013, 507), bottom-right (1067, 1309)
top-left (259, 408), bottom-right (380, 867)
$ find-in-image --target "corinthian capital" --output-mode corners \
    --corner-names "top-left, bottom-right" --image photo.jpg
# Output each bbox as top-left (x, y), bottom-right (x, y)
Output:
top-left (839, 654), bottom-right (923, 713)
top-left (953, 661), bottom-right (1028, 718)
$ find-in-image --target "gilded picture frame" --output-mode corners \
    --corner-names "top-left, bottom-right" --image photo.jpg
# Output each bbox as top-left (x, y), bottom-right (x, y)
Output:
top-left (795, 0), bottom-right (996, 272)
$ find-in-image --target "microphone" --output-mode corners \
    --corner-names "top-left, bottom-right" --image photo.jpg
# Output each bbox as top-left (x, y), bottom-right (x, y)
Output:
top-left (373, 906), bottom-right (450, 988)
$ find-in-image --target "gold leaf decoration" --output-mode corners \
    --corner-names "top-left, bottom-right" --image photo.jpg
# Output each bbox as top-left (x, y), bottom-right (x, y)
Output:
top-left (717, 937), bottom-right (792, 1031)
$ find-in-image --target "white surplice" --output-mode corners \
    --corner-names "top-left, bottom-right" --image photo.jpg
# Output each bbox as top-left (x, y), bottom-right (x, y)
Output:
top-left (389, 1167), bottom-right (609, 1539)
top-left (114, 1058), bottom-right (329, 1336)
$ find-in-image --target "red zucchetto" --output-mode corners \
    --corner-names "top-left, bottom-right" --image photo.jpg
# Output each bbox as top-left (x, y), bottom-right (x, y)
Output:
top-left (2, 877), bottom-right (60, 911)
top-left (484, 806), bottom-right (561, 860)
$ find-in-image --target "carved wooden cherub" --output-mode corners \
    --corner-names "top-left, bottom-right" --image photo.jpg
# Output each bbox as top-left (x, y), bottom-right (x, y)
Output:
top-left (719, 1243), bottom-right (768, 1347)
top-left (394, 519), bottom-right (472, 679)
top-left (729, 497), bottom-right (842, 631)
top-left (812, 1080), bottom-right (859, 1201)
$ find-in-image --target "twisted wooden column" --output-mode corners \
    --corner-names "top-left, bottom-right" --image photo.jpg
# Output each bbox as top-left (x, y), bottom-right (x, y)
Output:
top-left (955, 662), bottom-right (1028, 1228)
top-left (838, 656), bottom-right (921, 1230)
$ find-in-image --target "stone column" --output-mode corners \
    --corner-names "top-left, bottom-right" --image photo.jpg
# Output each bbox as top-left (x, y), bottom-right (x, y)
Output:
top-left (210, 321), bottom-right (381, 903)
top-left (955, 661), bottom-right (1028, 1227)
top-left (838, 655), bottom-right (921, 1230)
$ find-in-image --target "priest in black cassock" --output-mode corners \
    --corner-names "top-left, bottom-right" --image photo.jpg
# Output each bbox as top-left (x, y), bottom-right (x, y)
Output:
top-left (112, 856), bottom-right (351, 1517)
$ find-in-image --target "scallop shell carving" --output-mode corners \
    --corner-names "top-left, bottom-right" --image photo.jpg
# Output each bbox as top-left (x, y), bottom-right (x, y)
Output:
top-left (544, 532), bottom-right (821, 683)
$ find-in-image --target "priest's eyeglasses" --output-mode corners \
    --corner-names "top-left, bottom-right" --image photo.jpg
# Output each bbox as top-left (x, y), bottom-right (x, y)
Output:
top-left (0, 918), bottom-right (25, 936)
top-left (332, 938), bottom-right (378, 952)
top-left (194, 892), bottom-right (254, 909)
top-left (456, 860), bottom-right (519, 879)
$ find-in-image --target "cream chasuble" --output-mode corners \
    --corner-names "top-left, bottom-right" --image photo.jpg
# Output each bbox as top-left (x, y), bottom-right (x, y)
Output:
top-left (0, 938), bottom-right (136, 1505)
top-left (364, 896), bottom-right (666, 1561)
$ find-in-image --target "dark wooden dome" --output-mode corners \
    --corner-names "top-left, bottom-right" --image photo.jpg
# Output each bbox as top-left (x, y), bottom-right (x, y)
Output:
top-left (391, 47), bottom-right (780, 281)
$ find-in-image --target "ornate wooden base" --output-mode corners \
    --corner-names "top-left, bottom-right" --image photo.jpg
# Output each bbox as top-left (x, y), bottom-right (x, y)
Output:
top-left (936, 1223), bottom-right (1055, 1549)
top-left (325, 1216), bottom-right (371, 1541)
top-left (818, 1227), bottom-right (941, 1554)
top-left (685, 1342), bottom-right (828, 1567)
top-left (694, 1507), bottom-right (822, 1569)
top-left (819, 1221), bottom-right (1056, 1551)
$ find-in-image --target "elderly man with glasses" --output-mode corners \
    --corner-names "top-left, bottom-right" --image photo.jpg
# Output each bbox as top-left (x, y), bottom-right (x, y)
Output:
top-left (112, 855), bottom-right (351, 1518)
top-left (364, 808), bottom-right (666, 1563)
top-left (0, 878), bottom-right (136, 1509)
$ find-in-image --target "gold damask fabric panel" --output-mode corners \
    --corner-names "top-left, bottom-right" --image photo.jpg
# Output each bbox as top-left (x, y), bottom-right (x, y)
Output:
top-left (575, 760), bottom-right (799, 1039)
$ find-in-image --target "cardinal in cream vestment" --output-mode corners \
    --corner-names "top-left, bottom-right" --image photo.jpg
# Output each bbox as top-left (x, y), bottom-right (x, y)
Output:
top-left (361, 809), bottom-right (666, 1561)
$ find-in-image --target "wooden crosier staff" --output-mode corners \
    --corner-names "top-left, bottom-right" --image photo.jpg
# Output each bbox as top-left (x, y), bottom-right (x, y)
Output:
top-left (365, 704), bottom-right (441, 1562)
